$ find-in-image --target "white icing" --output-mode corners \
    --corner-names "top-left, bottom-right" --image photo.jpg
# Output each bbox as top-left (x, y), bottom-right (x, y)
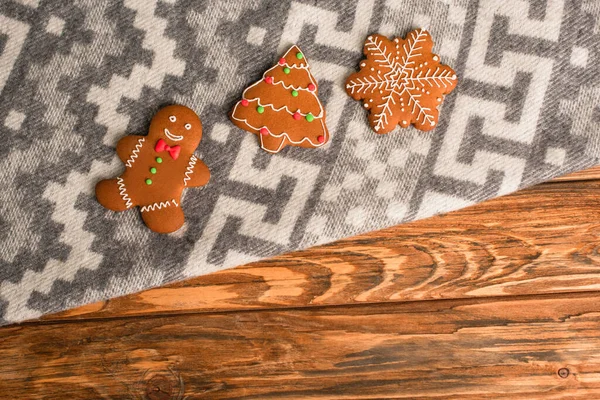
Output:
top-left (269, 77), bottom-right (318, 94)
top-left (183, 155), bottom-right (197, 186)
top-left (125, 137), bottom-right (145, 168)
top-left (243, 97), bottom-right (323, 119)
top-left (347, 29), bottom-right (455, 130)
top-left (231, 101), bottom-right (327, 152)
top-left (116, 177), bottom-right (132, 209)
top-left (280, 62), bottom-right (309, 70)
top-left (164, 128), bottom-right (183, 141)
top-left (140, 199), bottom-right (179, 212)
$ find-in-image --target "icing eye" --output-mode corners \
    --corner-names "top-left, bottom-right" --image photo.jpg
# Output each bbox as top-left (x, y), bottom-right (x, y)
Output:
top-left (184, 123), bottom-right (192, 130)
top-left (169, 115), bottom-right (176, 122)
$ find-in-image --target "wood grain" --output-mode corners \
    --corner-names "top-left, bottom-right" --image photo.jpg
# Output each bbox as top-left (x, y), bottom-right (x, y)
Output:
top-left (45, 179), bottom-right (600, 321)
top-left (2, 168), bottom-right (600, 399)
top-left (551, 165), bottom-right (600, 182)
top-left (2, 293), bottom-right (600, 398)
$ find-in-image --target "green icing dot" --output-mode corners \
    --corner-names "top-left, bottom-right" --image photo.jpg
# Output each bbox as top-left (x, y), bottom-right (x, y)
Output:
top-left (150, 167), bottom-right (157, 174)
top-left (283, 67), bottom-right (290, 74)
top-left (305, 113), bottom-right (314, 122)
top-left (145, 178), bottom-right (152, 185)
top-left (257, 106), bottom-right (265, 114)
top-left (291, 90), bottom-right (299, 97)
top-left (156, 157), bottom-right (163, 164)
top-left (296, 52), bottom-right (303, 60)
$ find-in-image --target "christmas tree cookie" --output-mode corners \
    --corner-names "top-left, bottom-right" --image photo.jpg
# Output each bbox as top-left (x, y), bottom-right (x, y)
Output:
top-left (230, 45), bottom-right (329, 153)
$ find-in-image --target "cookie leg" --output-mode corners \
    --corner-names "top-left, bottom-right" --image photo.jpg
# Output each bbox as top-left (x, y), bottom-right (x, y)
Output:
top-left (140, 203), bottom-right (185, 234)
top-left (96, 179), bottom-right (132, 212)
top-left (260, 134), bottom-right (287, 153)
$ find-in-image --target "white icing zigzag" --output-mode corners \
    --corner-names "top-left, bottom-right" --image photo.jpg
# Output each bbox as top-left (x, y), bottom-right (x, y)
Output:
top-left (125, 137), bottom-right (145, 168)
top-left (116, 177), bottom-right (132, 209)
top-left (183, 155), bottom-right (197, 187)
top-left (140, 199), bottom-right (179, 213)
top-left (249, 96), bottom-right (324, 118)
top-left (259, 119), bottom-right (328, 153)
top-left (271, 77), bottom-right (312, 93)
top-left (232, 101), bottom-right (328, 153)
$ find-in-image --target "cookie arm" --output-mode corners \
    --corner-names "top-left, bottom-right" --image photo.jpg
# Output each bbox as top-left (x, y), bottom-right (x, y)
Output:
top-left (116, 135), bottom-right (146, 164)
top-left (184, 157), bottom-right (210, 188)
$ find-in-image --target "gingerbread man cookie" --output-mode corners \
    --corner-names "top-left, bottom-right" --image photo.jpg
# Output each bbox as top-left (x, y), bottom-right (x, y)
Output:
top-left (230, 45), bottom-right (329, 153)
top-left (96, 105), bottom-right (210, 233)
top-left (346, 29), bottom-right (457, 133)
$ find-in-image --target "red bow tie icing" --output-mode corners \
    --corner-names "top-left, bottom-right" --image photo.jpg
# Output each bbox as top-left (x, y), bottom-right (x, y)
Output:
top-left (155, 138), bottom-right (181, 160)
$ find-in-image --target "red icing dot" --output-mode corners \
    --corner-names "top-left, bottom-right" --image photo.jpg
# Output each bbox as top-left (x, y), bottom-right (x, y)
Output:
top-left (278, 57), bottom-right (286, 65)
top-left (264, 76), bottom-right (273, 84)
top-left (317, 135), bottom-right (325, 143)
top-left (260, 127), bottom-right (269, 136)
top-left (308, 83), bottom-right (316, 91)
top-left (241, 99), bottom-right (249, 107)
top-left (293, 112), bottom-right (301, 120)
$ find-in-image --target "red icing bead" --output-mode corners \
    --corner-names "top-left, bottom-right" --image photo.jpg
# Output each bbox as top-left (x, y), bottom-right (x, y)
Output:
top-left (308, 83), bottom-right (316, 91)
top-left (317, 135), bottom-right (325, 143)
top-left (278, 57), bottom-right (286, 65)
top-left (293, 112), bottom-right (301, 120)
top-left (260, 127), bottom-right (269, 136)
top-left (264, 76), bottom-right (273, 84)
top-left (241, 99), bottom-right (249, 107)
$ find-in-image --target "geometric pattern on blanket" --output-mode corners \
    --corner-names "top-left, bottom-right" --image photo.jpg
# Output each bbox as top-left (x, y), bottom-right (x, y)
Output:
top-left (0, 0), bottom-right (599, 324)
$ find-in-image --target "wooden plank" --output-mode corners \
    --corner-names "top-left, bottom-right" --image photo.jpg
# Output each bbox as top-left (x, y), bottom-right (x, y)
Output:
top-left (2, 292), bottom-right (600, 398)
top-left (46, 179), bottom-right (600, 321)
top-left (551, 165), bottom-right (600, 182)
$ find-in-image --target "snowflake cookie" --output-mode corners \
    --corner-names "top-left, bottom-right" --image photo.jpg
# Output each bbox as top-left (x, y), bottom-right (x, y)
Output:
top-left (346, 29), bottom-right (457, 133)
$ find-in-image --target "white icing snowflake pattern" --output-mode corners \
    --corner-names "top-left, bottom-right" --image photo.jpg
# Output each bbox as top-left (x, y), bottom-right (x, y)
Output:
top-left (346, 29), bottom-right (457, 133)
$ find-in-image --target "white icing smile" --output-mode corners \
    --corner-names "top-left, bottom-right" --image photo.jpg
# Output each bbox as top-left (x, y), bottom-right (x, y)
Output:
top-left (164, 128), bottom-right (183, 141)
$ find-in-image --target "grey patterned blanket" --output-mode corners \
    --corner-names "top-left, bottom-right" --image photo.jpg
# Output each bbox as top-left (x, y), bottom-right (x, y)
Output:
top-left (1, 0), bottom-right (599, 324)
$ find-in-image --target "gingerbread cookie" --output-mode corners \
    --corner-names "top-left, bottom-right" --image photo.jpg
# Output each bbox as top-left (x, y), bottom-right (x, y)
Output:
top-left (346, 29), bottom-right (457, 133)
top-left (230, 45), bottom-right (329, 153)
top-left (96, 105), bottom-right (210, 234)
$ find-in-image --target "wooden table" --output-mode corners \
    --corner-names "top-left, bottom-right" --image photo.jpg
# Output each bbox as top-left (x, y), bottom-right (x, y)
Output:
top-left (2, 166), bottom-right (600, 399)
